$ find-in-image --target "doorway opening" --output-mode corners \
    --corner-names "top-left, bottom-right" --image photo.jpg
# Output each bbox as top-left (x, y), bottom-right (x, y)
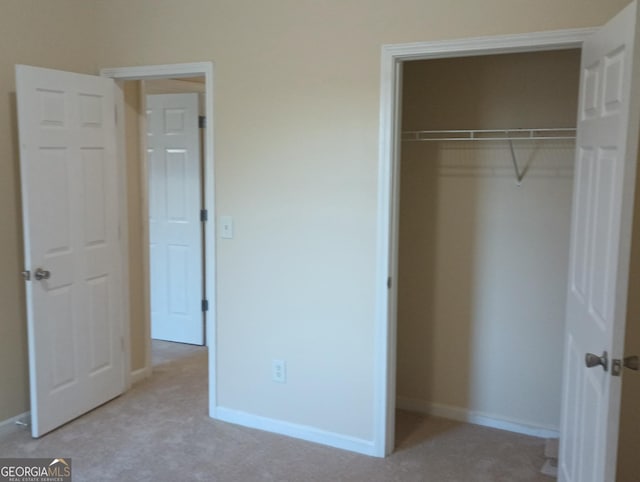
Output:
top-left (100, 63), bottom-right (217, 416)
top-left (145, 79), bottom-right (206, 347)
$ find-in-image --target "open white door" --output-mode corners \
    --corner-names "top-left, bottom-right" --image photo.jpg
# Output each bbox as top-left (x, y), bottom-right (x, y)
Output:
top-left (146, 93), bottom-right (204, 345)
top-left (559, 2), bottom-right (640, 481)
top-left (16, 65), bottom-right (124, 437)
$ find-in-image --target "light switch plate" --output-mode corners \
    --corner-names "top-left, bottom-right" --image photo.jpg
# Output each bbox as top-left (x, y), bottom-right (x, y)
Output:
top-left (220, 216), bottom-right (233, 239)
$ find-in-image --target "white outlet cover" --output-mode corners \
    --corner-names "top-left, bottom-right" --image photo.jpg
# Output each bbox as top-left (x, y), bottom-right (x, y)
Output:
top-left (272, 359), bottom-right (286, 383)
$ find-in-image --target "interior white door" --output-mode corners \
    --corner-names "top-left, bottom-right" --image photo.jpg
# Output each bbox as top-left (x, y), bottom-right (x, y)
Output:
top-left (146, 93), bottom-right (203, 345)
top-left (16, 65), bottom-right (124, 437)
top-left (559, 2), bottom-right (640, 481)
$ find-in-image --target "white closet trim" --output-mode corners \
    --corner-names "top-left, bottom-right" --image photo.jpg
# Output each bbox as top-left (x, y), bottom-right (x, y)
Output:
top-left (374, 27), bottom-right (597, 458)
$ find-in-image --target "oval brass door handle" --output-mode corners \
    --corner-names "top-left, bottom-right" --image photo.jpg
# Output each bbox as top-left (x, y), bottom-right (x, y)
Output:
top-left (585, 351), bottom-right (608, 371)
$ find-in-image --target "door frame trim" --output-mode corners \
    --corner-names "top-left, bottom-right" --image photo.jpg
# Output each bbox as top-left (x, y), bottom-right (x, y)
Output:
top-left (374, 29), bottom-right (597, 457)
top-left (100, 62), bottom-right (218, 416)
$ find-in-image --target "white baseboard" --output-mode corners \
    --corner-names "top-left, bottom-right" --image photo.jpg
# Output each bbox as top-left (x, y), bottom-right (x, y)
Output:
top-left (130, 366), bottom-right (151, 385)
top-left (215, 406), bottom-right (377, 456)
top-left (0, 411), bottom-right (30, 438)
top-left (396, 397), bottom-right (559, 439)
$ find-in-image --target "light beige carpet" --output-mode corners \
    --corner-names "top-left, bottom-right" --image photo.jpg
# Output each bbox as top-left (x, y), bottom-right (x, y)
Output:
top-left (0, 341), bottom-right (551, 481)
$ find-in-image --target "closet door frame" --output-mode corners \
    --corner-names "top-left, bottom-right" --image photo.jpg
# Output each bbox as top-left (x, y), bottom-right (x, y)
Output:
top-left (374, 28), bottom-right (596, 457)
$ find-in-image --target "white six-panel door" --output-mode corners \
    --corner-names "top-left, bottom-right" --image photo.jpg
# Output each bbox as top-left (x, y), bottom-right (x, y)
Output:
top-left (146, 93), bottom-right (203, 345)
top-left (559, 2), bottom-right (640, 480)
top-left (16, 65), bottom-right (124, 437)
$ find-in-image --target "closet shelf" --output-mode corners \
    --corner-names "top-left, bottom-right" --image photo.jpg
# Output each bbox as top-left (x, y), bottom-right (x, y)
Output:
top-left (401, 128), bottom-right (576, 187)
top-left (401, 128), bottom-right (576, 142)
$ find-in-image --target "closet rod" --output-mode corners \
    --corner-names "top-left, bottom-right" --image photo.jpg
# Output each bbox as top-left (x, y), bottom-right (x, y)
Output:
top-left (402, 128), bottom-right (576, 142)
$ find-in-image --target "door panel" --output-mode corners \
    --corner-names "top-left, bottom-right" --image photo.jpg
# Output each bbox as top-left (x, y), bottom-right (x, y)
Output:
top-left (559, 2), bottom-right (640, 480)
top-left (146, 93), bottom-right (203, 345)
top-left (16, 65), bottom-right (124, 437)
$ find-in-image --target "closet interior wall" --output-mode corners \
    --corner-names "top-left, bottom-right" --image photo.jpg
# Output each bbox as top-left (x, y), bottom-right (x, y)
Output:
top-left (396, 50), bottom-right (581, 433)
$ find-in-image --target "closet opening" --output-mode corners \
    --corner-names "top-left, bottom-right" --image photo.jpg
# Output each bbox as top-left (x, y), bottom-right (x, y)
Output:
top-left (394, 49), bottom-right (581, 462)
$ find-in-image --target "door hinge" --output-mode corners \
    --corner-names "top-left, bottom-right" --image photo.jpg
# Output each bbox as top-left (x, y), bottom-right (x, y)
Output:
top-left (202, 299), bottom-right (209, 312)
top-left (387, 277), bottom-right (392, 289)
top-left (120, 337), bottom-right (125, 353)
top-left (199, 116), bottom-right (206, 128)
top-left (21, 270), bottom-right (31, 281)
top-left (200, 209), bottom-right (208, 222)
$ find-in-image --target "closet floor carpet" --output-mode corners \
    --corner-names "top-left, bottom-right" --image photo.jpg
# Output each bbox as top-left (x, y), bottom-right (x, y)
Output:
top-left (0, 341), bottom-right (551, 481)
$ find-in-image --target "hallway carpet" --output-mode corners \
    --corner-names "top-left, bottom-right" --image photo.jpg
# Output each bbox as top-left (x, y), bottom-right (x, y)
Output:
top-left (0, 341), bottom-right (551, 481)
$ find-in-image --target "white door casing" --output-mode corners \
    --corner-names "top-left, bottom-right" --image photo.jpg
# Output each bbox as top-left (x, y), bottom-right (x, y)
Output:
top-left (559, 2), bottom-right (640, 481)
top-left (377, 30), bottom-right (596, 458)
top-left (146, 93), bottom-right (203, 345)
top-left (16, 65), bottom-right (124, 437)
top-left (100, 62), bottom-right (216, 416)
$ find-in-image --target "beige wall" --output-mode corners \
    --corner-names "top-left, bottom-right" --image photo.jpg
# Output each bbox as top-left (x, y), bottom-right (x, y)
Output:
top-left (0, 0), bottom-right (98, 422)
top-left (397, 51), bottom-right (580, 430)
top-left (88, 0), bottom-right (626, 442)
top-left (1, 0), bottom-right (632, 447)
top-left (401, 52), bottom-right (581, 131)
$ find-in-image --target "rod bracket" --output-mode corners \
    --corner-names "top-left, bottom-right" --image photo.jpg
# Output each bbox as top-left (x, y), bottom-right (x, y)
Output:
top-left (508, 138), bottom-right (524, 186)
